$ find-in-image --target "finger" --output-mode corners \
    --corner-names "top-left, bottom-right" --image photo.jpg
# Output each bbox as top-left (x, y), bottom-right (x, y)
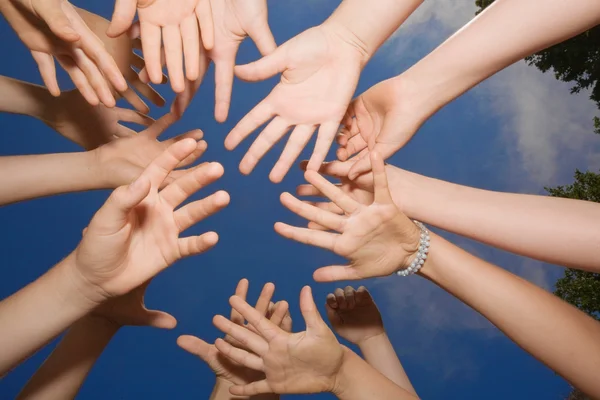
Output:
top-left (195, 0), bottom-right (214, 50)
top-left (274, 222), bottom-right (338, 251)
top-left (326, 293), bottom-right (338, 309)
top-left (281, 311), bottom-right (293, 333)
top-left (107, 0), bottom-right (137, 37)
top-left (90, 175), bottom-right (151, 234)
top-left (174, 190), bottom-right (230, 232)
top-left (128, 21), bottom-right (141, 40)
top-left (213, 314), bottom-right (269, 355)
top-left (72, 48), bottom-right (116, 107)
top-left (161, 162), bottom-right (225, 208)
top-left (299, 286), bottom-right (326, 331)
top-left (344, 286), bottom-right (356, 309)
top-left (116, 124), bottom-right (137, 138)
top-left (178, 231), bottom-right (219, 258)
top-left (230, 381), bottom-right (272, 397)
top-left (171, 77), bottom-right (203, 117)
top-left (31, 51), bottom-right (60, 96)
top-left (225, 100), bottom-right (274, 150)
top-left (268, 301), bottom-right (289, 328)
top-left (280, 192), bottom-right (345, 232)
top-left (304, 171), bottom-right (359, 214)
top-left (231, 278), bottom-right (250, 324)
top-left (120, 86), bottom-right (150, 114)
top-left (214, 54), bottom-right (237, 122)
top-left (163, 25), bottom-right (185, 93)
top-left (35, 1), bottom-right (79, 41)
top-left (180, 15), bottom-right (200, 81)
top-left (313, 265), bottom-right (364, 282)
top-left (142, 138), bottom-right (198, 188)
top-left (132, 79), bottom-right (166, 107)
top-left (142, 309), bottom-right (177, 329)
top-left (141, 23), bottom-right (164, 85)
top-left (304, 201), bottom-right (344, 215)
top-left (116, 108), bottom-right (154, 127)
top-left (371, 151), bottom-right (393, 204)
top-left (239, 117), bottom-right (290, 175)
top-left (338, 134), bottom-right (367, 162)
top-left (255, 282), bottom-right (276, 317)
top-left (307, 121), bottom-right (340, 171)
top-left (131, 52), bottom-right (146, 70)
top-left (165, 128), bottom-right (204, 146)
top-left (334, 288), bottom-right (347, 310)
top-left (355, 286), bottom-right (371, 305)
top-left (229, 296), bottom-right (281, 343)
top-left (177, 335), bottom-right (212, 360)
top-left (270, 124), bottom-right (315, 183)
top-left (234, 45), bottom-right (286, 82)
top-left (214, 338), bottom-right (264, 371)
top-left (57, 56), bottom-right (99, 106)
top-left (247, 23), bottom-right (277, 57)
top-left (142, 112), bottom-right (178, 140)
top-left (299, 159), bottom-right (354, 179)
top-left (296, 183), bottom-right (325, 198)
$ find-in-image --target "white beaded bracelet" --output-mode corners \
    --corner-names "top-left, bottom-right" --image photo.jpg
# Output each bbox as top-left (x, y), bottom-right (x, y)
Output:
top-left (396, 221), bottom-right (429, 277)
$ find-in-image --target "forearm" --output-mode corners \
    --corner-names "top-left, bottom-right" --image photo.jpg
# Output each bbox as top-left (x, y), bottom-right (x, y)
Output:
top-left (333, 347), bottom-right (418, 400)
top-left (358, 334), bottom-right (417, 396)
top-left (0, 76), bottom-right (51, 117)
top-left (399, 0), bottom-right (600, 123)
top-left (323, 0), bottom-right (423, 64)
top-left (17, 316), bottom-right (118, 400)
top-left (0, 255), bottom-right (98, 376)
top-left (420, 233), bottom-right (600, 398)
top-left (392, 167), bottom-right (600, 272)
top-left (0, 151), bottom-right (105, 206)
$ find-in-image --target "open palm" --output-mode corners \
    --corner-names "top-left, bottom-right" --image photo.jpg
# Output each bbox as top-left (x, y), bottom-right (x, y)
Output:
top-left (275, 152), bottom-right (421, 282)
top-left (225, 24), bottom-right (364, 183)
top-left (74, 139), bottom-right (229, 298)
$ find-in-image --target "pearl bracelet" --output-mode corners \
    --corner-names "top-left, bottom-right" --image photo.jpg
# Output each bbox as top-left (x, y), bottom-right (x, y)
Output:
top-left (396, 221), bottom-right (429, 277)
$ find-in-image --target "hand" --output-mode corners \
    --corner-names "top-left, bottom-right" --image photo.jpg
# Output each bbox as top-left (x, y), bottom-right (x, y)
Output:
top-left (337, 77), bottom-right (423, 180)
top-left (177, 279), bottom-right (292, 387)
top-left (208, 0), bottom-right (276, 122)
top-left (212, 286), bottom-right (345, 396)
top-left (225, 23), bottom-right (366, 183)
top-left (42, 89), bottom-right (154, 150)
top-left (0, 0), bottom-right (127, 106)
top-left (75, 8), bottom-right (167, 114)
top-left (71, 139), bottom-right (230, 302)
top-left (325, 286), bottom-right (384, 345)
top-left (91, 280), bottom-right (176, 329)
top-left (107, 0), bottom-right (214, 93)
top-left (93, 113), bottom-right (207, 188)
top-left (275, 151), bottom-right (421, 282)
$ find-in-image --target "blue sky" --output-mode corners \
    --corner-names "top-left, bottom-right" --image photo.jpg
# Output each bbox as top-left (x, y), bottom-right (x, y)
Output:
top-left (1, 0), bottom-right (598, 398)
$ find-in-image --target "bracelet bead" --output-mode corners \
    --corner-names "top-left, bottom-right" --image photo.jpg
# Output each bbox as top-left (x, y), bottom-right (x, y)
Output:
top-left (396, 221), bottom-right (430, 277)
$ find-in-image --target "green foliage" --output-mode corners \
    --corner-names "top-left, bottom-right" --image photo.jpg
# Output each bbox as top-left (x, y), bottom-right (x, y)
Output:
top-left (545, 170), bottom-right (600, 321)
top-left (594, 116), bottom-right (600, 135)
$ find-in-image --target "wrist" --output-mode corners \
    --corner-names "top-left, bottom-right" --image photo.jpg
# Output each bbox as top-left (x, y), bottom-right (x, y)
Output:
top-left (356, 331), bottom-right (388, 348)
top-left (320, 20), bottom-right (370, 67)
top-left (76, 314), bottom-right (121, 338)
top-left (331, 346), bottom-right (360, 397)
top-left (86, 146), bottom-right (115, 189)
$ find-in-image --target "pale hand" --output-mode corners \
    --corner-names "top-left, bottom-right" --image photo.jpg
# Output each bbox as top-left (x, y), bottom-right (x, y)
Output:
top-left (212, 286), bottom-right (345, 396)
top-left (177, 279), bottom-right (292, 387)
top-left (91, 280), bottom-right (176, 329)
top-left (72, 139), bottom-right (230, 301)
top-left (108, 0), bottom-right (214, 93)
top-left (225, 23), bottom-right (365, 183)
top-left (208, 0), bottom-right (276, 122)
top-left (337, 77), bottom-right (423, 180)
top-left (93, 112), bottom-right (207, 187)
top-left (326, 286), bottom-right (385, 345)
top-left (42, 89), bottom-right (153, 150)
top-left (0, 0), bottom-right (127, 106)
top-left (76, 8), bottom-right (167, 114)
top-left (275, 151), bottom-right (421, 282)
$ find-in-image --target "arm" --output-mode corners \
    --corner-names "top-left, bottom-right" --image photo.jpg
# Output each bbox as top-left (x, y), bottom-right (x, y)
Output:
top-left (419, 233), bottom-right (600, 398)
top-left (0, 152), bottom-right (104, 206)
top-left (334, 347), bottom-right (417, 400)
top-left (0, 76), bottom-right (51, 118)
top-left (390, 167), bottom-right (600, 272)
top-left (16, 316), bottom-right (118, 400)
top-left (400, 0), bottom-right (600, 125)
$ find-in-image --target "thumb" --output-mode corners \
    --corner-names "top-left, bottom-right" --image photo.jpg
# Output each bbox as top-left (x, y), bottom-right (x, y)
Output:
top-left (177, 335), bottom-right (213, 361)
top-left (299, 286), bottom-right (325, 331)
top-left (107, 0), bottom-right (137, 38)
top-left (347, 142), bottom-right (395, 181)
top-left (36, 0), bottom-right (79, 42)
top-left (234, 45), bottom-right (286, 82)
top-left (92, 175), bottom-right (151, 233)
top-left (248, 24), bottom-right (277, 57)
top-left (313, 265), bottom-right (362, 282)
top-left (142, 309), bottom-right (177, 329)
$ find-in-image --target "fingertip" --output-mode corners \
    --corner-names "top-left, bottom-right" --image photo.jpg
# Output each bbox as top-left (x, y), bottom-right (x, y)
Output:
top-left (215, 190), bottom-right (231, 207)
top-left (204, 231), bottom-right (219, 246)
